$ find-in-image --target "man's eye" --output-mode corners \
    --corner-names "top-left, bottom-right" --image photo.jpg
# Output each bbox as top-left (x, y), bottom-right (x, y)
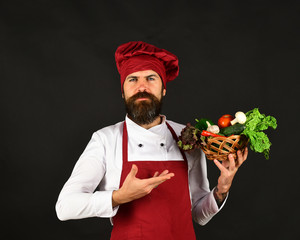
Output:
top-left (128, 78), bottom-right (136, 82)
top-left (148, 77), bottom-right (155, 81)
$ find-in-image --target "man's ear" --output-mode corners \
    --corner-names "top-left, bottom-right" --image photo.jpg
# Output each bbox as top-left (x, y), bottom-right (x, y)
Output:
top-left (163, 89), bottom-right (166, 96)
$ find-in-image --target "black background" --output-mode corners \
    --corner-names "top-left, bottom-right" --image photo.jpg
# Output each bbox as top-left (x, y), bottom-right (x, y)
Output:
top-left (1, 0), bottom-right (299, 239)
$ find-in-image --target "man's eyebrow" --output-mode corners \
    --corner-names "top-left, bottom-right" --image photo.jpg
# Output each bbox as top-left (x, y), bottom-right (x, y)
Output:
top-left (126, 74), bottom-right (159, 79)
top-left (146, 74), bottom-right (159, 78)
top-left (125, 75), bottom-right (138, 79)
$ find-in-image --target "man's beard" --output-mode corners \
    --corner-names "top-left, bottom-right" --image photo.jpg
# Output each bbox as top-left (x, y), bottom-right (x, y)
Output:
top-left (124, 91), bottom-right (163, 125)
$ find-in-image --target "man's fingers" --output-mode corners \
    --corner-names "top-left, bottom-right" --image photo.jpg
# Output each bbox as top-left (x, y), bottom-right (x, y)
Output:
top-left (148, 170), bottom-right (174, 189)
top-left (129, 164), bottom-right (138, 177)
top-left (159, 170), bottom-right (169, 176)
top-left (153, 170), bottom-right (168, 178)
top-left (243, 147), bottom-right (248, 161)
top-left (147, 172), bottom-right (175, 186)
top-left (228, 154), bottom-right (236, 171)
top-left (213, 159), bottom-right (227, 172)
top-left (236, 147), bottom-right (248, 167)
top-left (157, 173), bottom-right (175, 181)
top-left (151, 178), bottom-right (171, 189)
top-left (222, 160), bottom-right (230, 169)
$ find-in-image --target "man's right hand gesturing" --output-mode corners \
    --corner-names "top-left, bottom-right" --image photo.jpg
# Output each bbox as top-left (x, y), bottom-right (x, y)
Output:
top-left (112, 164), bottom-right (175, 207)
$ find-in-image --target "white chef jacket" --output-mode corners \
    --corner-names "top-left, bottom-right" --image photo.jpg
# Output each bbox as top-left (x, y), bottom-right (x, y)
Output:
top-left (55, 115), bottom-right (227, 226)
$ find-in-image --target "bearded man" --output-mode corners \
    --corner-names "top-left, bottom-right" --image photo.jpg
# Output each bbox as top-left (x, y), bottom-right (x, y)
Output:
top-left (56, 41), bottom-right (248, 240)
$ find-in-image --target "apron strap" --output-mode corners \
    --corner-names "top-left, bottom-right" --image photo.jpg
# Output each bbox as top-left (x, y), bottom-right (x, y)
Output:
top-left (165, 121), bottom-right (188, 164)
top-left (122, 121), bottom-right (128, 165)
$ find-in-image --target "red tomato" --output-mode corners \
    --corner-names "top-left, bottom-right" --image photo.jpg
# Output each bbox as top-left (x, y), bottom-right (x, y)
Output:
top-left (218, 114), bottom-right (234, 128)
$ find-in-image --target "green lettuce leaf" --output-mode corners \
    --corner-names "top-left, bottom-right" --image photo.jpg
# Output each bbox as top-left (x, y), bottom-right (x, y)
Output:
top-left (242, 108), bottom-right (277, 159)
top-left (245, 108), bottom-right (277, 131)
top-left (243, 130), bottom-right (271, 159)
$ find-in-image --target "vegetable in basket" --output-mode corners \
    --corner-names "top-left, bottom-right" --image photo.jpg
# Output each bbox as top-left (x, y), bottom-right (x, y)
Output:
top-left (206, 121), bottom-right (220, 134)
top-left (177, 123), bottom-right (202, 151)
top-left (230, 111), bottom-right (247, 125)
top-left (195, 118), bottom-right (214, 131)
top-left (219, 123), bottom-right (245, 136)
top-left (201, 130), bottom-right (224, 138)
top-left (217, 114), bottom-right (234, 128)
top-left (241, 108), bottom-right (277, 159)
top-left (178, 108), bottom-right (277, 159)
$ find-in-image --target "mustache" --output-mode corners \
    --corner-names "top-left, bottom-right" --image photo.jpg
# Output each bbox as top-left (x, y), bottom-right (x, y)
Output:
top-left (129, 91), bottom-right (156, 102)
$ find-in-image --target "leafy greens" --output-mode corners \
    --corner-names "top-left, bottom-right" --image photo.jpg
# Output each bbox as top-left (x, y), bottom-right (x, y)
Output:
top-left (242, 108), bottom-right (277, 159)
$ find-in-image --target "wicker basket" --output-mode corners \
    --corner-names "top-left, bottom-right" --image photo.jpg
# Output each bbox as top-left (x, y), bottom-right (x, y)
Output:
top-left (200, 135), bottom-right (248, 161)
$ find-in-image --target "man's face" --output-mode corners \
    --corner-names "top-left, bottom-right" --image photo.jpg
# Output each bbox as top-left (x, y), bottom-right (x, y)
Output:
top-left (123, 70), bottom-right (166, 125)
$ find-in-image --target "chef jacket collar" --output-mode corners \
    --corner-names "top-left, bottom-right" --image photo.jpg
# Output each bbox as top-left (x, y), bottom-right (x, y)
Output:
top-left (125, 114), bottom-right (168, 138)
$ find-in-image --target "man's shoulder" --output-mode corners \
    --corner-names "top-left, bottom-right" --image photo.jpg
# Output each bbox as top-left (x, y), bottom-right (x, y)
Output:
top-left (93, 120), bottom-right (124, 139)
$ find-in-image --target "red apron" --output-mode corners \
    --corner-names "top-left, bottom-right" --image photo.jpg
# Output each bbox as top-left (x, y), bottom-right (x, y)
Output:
top-left (110, 122), bottom-right (196, 240)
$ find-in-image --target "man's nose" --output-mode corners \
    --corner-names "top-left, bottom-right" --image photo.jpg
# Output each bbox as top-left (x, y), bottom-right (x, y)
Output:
top-left (137, 80), bottom-right (148, 92)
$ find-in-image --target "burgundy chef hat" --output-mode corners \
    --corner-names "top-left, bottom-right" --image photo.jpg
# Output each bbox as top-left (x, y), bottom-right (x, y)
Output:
top-left (115, 41), bottom-right (179, 91)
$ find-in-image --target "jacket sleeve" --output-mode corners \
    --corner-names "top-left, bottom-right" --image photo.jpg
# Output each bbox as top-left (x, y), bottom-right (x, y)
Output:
top-left (55, 132), bottom-right (119, 221)
top-left (188, 149), bottom-right (228, 225)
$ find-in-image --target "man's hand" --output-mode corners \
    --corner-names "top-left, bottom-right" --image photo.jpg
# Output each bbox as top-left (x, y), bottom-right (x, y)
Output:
top-left (112, 164), bottom-right (175, 207)
top-left (213, 147), bottom-right (248, 205)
